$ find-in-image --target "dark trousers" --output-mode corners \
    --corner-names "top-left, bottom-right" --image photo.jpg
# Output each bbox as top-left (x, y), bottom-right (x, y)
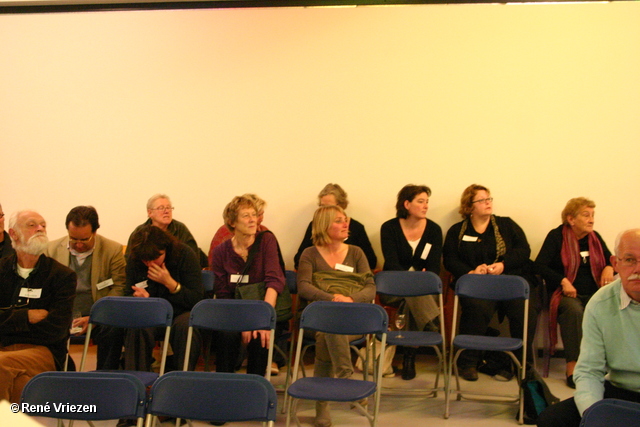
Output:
top-left (537, 381), bottom-right (640, 427)
top-left (457, 294), bottom-right (539, 368)
top-left (124, 311), bottom-right (201, 372)
top-left (215, 321), bottom-right (288, 375)
top-left (93, 324), bottom-right (125, 370)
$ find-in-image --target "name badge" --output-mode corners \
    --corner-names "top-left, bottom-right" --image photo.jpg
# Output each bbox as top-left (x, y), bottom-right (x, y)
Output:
top-left (420, 243), bottom-right (432, 260)
top-left (135, 280), bottom-right (148, 289)
top-left (230, 274), bottom-right (250, 284)
top-left (96, 278), bottom-right (114, 290)
top-left (335, 263), bottom-right (354, 273)
top-left (462, 235), bottom-right (478, 242)
top-left (580, 251), bottom-right (590, 264)
top-left (19, 288), bottom-right (42, 298)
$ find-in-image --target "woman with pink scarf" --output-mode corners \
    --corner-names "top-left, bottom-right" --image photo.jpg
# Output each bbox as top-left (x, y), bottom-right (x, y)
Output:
top-left (535, 197), bottom-right (614, 388)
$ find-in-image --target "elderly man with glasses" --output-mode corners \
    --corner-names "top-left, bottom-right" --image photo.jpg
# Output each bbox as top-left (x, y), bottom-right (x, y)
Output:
top-left (125, 194), bottom-right (205, 267)
top-left (47, 206), bottom-right (126, 369)
top-left (0, 210), bottom-right (76, 403)
top-left (538, 228), bottom-right (640, 426)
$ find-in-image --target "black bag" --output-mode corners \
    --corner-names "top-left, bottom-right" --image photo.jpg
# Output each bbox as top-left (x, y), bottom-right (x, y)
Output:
top-left (520, 368), bottom-right (560, 424)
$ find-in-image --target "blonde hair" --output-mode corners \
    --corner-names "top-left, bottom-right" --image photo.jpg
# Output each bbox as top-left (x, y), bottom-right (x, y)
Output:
top-left (223, 196), bottom-right (257, 232)
top-left (317, 183), bottom-right (348, 209)
top-left (311, 205), bottom-right (346, 247)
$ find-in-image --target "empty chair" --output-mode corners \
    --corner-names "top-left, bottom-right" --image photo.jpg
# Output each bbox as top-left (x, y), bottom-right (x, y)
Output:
top-left (445, 274), bottom-right (530, 423)
top-left (286, 301), bottom-right (388, 427)
top-left (375, 270), bottom-right (447, 399)
top-left (79, 296), bottom-right (173, 387)
top-left (146, 371), bottom-right (277, 427)
top-left (21, 371), bottom-right (146, 427)
top-left (184, 299), bottom-right (276, 379)
top-left (580, 399), bottom-right (640, 427)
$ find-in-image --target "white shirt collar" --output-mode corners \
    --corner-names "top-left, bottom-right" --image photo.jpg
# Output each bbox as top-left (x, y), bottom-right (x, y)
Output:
top-left (619, 282), bottom-right (640, 309)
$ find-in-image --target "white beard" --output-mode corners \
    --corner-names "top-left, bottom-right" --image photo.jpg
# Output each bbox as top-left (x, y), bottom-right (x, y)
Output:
top-left (17, 233), bottom-right (49, 256)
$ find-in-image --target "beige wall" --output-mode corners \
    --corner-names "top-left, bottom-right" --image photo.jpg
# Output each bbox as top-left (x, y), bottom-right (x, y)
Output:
top-left (1, 2), bottom-right (639, 269)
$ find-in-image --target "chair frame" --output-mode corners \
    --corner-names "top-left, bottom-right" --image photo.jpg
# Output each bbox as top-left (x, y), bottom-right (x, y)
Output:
top-left (21, 371), bottom-right (147, 427)
top-left (145, 371), bottom-right (277, 427)
top-left (374, 270), bottom-right (447, 399)
top-left (79, 296), bottom-right (173, 382)
top-left (445, 274), bottom-right (530, 424)
top-left (285, 301), bottom-right (389, 427)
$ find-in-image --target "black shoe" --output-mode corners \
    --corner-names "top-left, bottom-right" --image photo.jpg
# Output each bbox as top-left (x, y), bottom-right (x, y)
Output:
top-left (210, 422), bottom-right (227, 426)
top-left (116, 419), bottom-right (136, 427)
top-left (566, 375), bottom-right (575, 389)
top-left (459, 366), bottom-right (479, 382)
top-left (401, 348), bottom-right (416, 380)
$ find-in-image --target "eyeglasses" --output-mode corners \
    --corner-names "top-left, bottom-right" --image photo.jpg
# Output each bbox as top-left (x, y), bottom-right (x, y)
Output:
top-left (472, 197), bottom-right (494, 204)
top-left (69, 235), bottom-right (94, 244)
top-left (150, 206), bottom-right (174, 212)
top-left (618, 257), bottom-right (640, 268)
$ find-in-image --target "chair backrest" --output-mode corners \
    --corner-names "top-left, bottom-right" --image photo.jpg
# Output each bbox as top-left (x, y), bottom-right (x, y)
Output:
top-left (147, 371), bottom-right (277, 423)
top-left (189, 299), bottom-right (276, 332)
top-left (375, 270), bottom-right (442, 297)
top-left (285, 270), bottom-right (297, 294)
top-left (455, 274), bottom-right (530, 301)
top-left (89, 296), bottom-right (174, 328)
top-left (201, 269), bottom-right (215, 293)
top-left (580, 399), bottom-right (640, 427)
top-left (299, 301), bottom-right (388, 335)
top-left (20, 371), bottom-right (146, 421)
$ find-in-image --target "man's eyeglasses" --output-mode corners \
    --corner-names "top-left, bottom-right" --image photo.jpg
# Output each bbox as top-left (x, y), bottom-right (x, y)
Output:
top-left (69, 235), bottom-right (94, 244)
top-left (472, 197), bottom-right (494, 204)
top-left (150, 206), bottom-right (174, 212)
top-left (618, 257), bottom-right (640, 268)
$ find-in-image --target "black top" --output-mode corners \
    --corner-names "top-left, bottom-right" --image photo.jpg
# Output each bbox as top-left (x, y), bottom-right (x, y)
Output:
top-left (535, 224), bottom-right (611, 296)
top-left (443, 216), bottom-right (532, 286)
top-left (380, 217), bottom-right (442, 274)
top-left (0, 254), bottom-right (76, 370)
top-left (125, 241), bottom-right (204, 317)
top-left (0, 231), bottom-right (15, 259)
top-left (293, 218), bottom-right (377, 270)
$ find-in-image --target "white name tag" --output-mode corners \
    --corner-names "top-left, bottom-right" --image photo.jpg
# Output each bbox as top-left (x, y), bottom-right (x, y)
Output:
top-left (335, 263), bottom-right (354, 273)
top-left (420, 243), bottom-right (432, 260)
top-left (462, 235), bottom-right (478, 242)
top-left (580, 251), bottom-right (590, 258)
top-left (19, 288), bottom-right (42, 298)
top-left (96, 278), bottom-right (114, 290)
top-left (135, 280), bottom-right (148, 289)
top-left (230, 274), bottom-right (250, 284)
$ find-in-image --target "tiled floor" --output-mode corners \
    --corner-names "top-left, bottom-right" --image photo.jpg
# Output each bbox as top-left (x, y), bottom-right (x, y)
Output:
top-left (32, 346), bottom-right (575, 427)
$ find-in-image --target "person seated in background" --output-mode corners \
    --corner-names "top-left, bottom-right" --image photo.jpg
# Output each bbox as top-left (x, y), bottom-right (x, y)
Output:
top-left (126, 193), bottom-right (207, 268)
top-left (0, 210), bottom-right (75, 403)
top-left (208, 193), bottom-right (269, 269)
top-left (46, 206), bottom-right (126, 369)
top-left (535, 197), bottom-right (614, 388)
top-left (293, 183), bottom-right (377, 271)
top-left (297, 205), bottom-right (376, 427)
top-left (211, 195), bottom-right (287, 376)
top-left (380, 184), bottom-right (443, 380)
top-left (537, 229), bottom-right (640, 427)
top-left (0, 203), bottom-right (15, 259)
top-left (124, 225), bottom-right (203, 372)
top-left (443, 184), bottom-right (538, 382)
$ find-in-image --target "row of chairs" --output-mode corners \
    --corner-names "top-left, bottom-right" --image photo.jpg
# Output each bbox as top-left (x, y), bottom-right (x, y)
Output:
top-left (21, 370), bottom-right (277, 427)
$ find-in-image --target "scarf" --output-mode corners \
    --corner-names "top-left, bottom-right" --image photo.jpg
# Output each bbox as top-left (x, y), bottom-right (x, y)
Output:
top-left (548, 224), bottom-right (607, 353)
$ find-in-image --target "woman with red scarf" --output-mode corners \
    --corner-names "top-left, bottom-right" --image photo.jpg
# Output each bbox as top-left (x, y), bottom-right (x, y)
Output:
top-left (535, 197), bottom-right (614, 388)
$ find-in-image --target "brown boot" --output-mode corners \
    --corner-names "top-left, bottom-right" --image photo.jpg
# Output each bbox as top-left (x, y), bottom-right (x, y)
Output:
top-left (314, 401), bottom-right (332, 427)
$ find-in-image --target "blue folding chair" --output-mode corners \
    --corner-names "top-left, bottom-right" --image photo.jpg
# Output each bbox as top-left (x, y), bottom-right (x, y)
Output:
top-left (21, 371), bottom-right (147, 427)
top-left (286, 301), bottom-right (388, 427)
top-left (79, 296), bottom-right (174, 387)
top-left (580, 399), bottom-right (640, 427)
top-left (146, 371), bottom-right (277, 427)
top-left (445, 274), bottom-right (530, 423)
top-left (375, 271), bottom-right (447, 400)
top-left (184, 299), bottom-right (276, 378)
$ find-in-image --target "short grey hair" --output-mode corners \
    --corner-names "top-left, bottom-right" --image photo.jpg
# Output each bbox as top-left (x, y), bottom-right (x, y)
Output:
top-left (614, 228), bottom-right (640, 256)
top-left (146, 194), bottom-right (171, 210)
